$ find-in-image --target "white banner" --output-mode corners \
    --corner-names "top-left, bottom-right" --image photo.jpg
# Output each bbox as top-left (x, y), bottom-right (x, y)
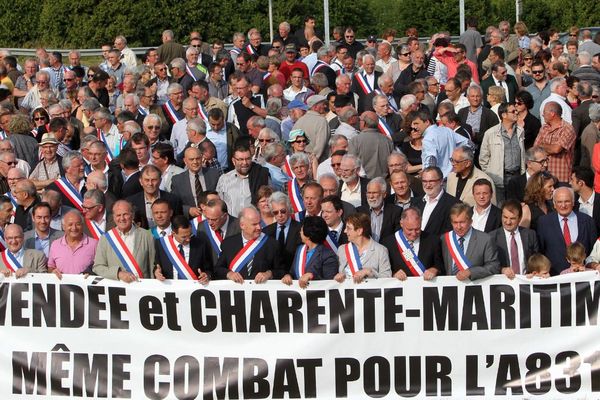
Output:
top-left (1, 273), bottom-right (600, 399)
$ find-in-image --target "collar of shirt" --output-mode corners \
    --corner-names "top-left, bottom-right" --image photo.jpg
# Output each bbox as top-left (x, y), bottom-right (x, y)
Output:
top-left (172, 235), bottom-right (189, 249)
top-left (157, 225), bottom-right (172, 236)
top-left (425, 189), bottom-right (444, 205)
top-left (331, 220), bottom-right (344, 233)
top-left (474, 204), bottom-right (492, 217)
top-left (144, 192), bottom-right (161, 204)
top-left (458, 227), bottom-right (473, 242)
top-left (118, 225), bottom-right (136, 237)
top-left (34, 230), bottom-right (50, 241)
top-left (370, 206), bottom-right (384, 216)
top-left (59, 235), bottom-right (89, 250)
top-left (503, 227), bottom-right (520, 240)
top-left (341, 180), bottom-right (361, 194)
top-left (557, 211), bottom-right (576, 224)
top-left (10, 247), bottom-right (25, 260)
top-left (579, 192), bottom-right (595, 206)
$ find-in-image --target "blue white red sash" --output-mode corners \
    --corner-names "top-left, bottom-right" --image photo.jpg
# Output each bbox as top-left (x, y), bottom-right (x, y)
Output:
top-left (323, 231), bottom-right (339, 251)
top-left (287, 178), bottom-right (305, 213)
top-left (54, 177), bottom-right (83, 211)
top-left (185, 65), bottom-right (199, 82)
top-left (344, 243), bottom-right (363, 275)
top-left (394, 230), bottom-right (426, 276)
top-left (1, 250), bottom-right (21, 272)
top-left (159, 235), bottom-right (198, 280)
top-left (444, 231), bottom-right (472, 271)
top-left (163, 101), bottom-right (183, 124)
top-left (310, 61), bottom-right (328, 76)
top-left (4, 191), bottom-right (17, 208)
top-left (0, 130), bottom-right (7, 140)
top-left (85, 219), bottom-right (104, 240)
top-left (104, 228), bottom-right (144, 278)
top-left (203, 220), bottom-right (223, 256)
top-left (0, 230), bottom-right (6, 252)
top-left (282, 155), bottom-right (296, 178)
top-left (292, 211), bottom-right (305, 222)
top-left (377, 117), bottom-right (393, 140)
top-left (292, 244), bottom-right (308, 278)
top-left (97, 129), bottom-right (114, 162)
top-left (190, 215), bottom-right (205, 235)
top-left (355, 73), bottom-right (373, 94)
top-left (262, 72), bottom-right (271, 83)
top-left (228, 233), bottom-right (269, 273)
top-left (138, 106), bottom-right (148, 117)
top-left (375, 89), bottom-right (398, 112)
top-left (231, 47), bottom-right (242, 56)
top-left (245, 44), bottom-right (257, 55)
top-left (198, 103), bottom-right (208, 121)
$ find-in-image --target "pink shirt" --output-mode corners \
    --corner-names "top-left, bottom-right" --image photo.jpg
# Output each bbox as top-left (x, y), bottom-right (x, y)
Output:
top-left (48, 235), bottom-right (98, 274)
top-left (433, 49), bottom-right (480, 83)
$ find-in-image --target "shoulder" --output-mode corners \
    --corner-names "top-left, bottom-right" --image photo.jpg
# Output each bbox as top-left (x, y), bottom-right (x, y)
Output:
top-left (24, 249), bottom-right (46, 260)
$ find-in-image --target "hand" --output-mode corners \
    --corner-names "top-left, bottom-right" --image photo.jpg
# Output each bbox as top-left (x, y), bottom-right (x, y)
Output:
top-left (15, 268), bottom-right (29, 278)
top-left (394, 270), bottom-right (407, 281)
top-left (241, 96), bottom-right (253, 109)
top-left (197, 269), bottom-right (210, 285)
top-left (281, 274), bottom-right (293, 286)
top-left (423, 268), bottom-right (438, 281)
top-left (298, 272), bottom-right (313, 289)
top-left (52, 268), bottom-right (63, 280)
top-left (501, 267), bottom-right (515, 280)
top-left (227, 271), bottom-right (244, 283)
top-left (334, 272), bottom-right (346, 283)
top-left (118, 270), bottom-right (137, 283)
top-left (353, 268), bottom-right (370, 284)
top-left (254, 270), bottom-right (272, 284)
top-left (2, 270), bottom-right (11, 277)
top-left (154, 265), bottom-right (166, 281)
top-left (456, 269), bottom-right (471, 281)
top-left (590, 262), bottom-right (600, 271)
top-left (189, 208), bottom-right (202, 218)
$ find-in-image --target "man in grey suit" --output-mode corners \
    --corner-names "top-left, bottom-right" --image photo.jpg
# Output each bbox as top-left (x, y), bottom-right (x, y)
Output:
top-left (23, 202), bottom-right (64, 257)
top-left (93, 200), bottom-right (156, 282)
top-left (193, 199), bottom-right (240, 265)
top-left (491, 200), bottom-right (539, 278)
top-left (171, 147), bottom-right (221, 218)
top-left (0, 224), bottom-right (47, 277)
top-left (441, 203), bottom-right (500, 280)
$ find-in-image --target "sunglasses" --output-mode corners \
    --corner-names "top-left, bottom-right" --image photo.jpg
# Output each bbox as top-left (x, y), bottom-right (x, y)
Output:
top-left (532, 70), bottom-right (545, 74)
top-left (33, 116), bottom-right (47, 121)
top-left (401, 53), bottom-right (410, 56)
top-left (146, 125), bottom-right (160, 130)
top-left (272, 209), bottom-right (287, 215)
top-left (294, 139), bottom-right (308, 144)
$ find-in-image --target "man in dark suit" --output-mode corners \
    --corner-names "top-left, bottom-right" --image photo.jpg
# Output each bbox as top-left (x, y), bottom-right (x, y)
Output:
top-left (441, 203), bottom-right (501, 280)
top-left (471, 179), bottom-right (502, 233)
top-left (572, 81), bottom-right (594, 137)
top-left (214, 207), bottom-right (284, 282)
top-left (506, 147), bottom-right (548, 202)
top-left (381, 207), bottom-right (444, 280)
top-left (350, 54), bottom-right (382, 113)
top-left (171, 147), bottom-right (221, 218)
top-left (126, 165), bottom-right (183, 228)
top-left (194, 199), bottom-right (241, 265)
top-left (81, 189), bottom-right (115, 239)
top-left (386, 153), bottom-right (425, 199)
top-left (107, 148), bottom-right (143, 200)
top-left (321, 195), bottom-right (349, 249)
top-left (263, 192), bottom-right (302, 268)
top-left (571, 166), bottom-right (600, 234)
top-left (458, 85), bottom-right (499, 146)
top-left (154, 215), bottom-right (212, 282)
top-left (492, 200), bottom-right (539, 278)
top-left (481, 61), bottom-right (518, 107)
top-left (45, 151), bottom-right (87, 211)
top-left (537, 187), bottom-right (597, 275)
top-left (357, 177), bottom-right (401, 242)
top-left (411, 166), bottom-right (460, 237)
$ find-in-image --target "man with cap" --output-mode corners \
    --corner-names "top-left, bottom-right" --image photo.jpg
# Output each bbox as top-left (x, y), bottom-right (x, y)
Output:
top-left (292, 95), bottom-right (331, 162)
top-left (281, 99), bottom-right (308, 142)
top-left (279, 44), bottom-right (309, 83)
top-left (29, 134), bottom-right (63, 190)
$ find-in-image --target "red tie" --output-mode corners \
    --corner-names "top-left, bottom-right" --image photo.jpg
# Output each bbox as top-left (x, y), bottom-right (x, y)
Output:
top-left (563, 217), bottom-right (572, 246)
top-left (510, 232), bottom-right (520, 274)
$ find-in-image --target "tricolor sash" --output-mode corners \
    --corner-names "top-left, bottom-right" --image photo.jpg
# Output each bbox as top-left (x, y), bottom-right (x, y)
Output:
top-left (0, 230), bottom-right (6, 252)
top-left (444, 231), bottom-right (472, 271)
top-left (377, 117), bottom-right (394, 140)
top-left (1, 250), bottom-right (22, 272)
top-left (292, 211), bottom-right (305, 222)
top-left (159, 235), bottom-right (198, 280)
top-left (97, 129), bottom-right (114, 162)
top-left (4, 191), bottom-right (17, 208)
top-left (374, 89), bottom-right (398, 112)
top-left (292, 244), bottom-right (308, 278)
top-left (323, 231), bottom-right (339, 251)
top-left (104, 228), bottom-right (144, 278)
top-left (138, 106), bottom-right (148, 117)
top-left (245, 44), bottom-right (257, 55)
top-left (162, 101), bottom-right (183, 124)
top-left (282, 155), bottom-right (296, 178)
top-left (185, 65), bottom-right (199, 82)
top-left (228, 233), bottom-right (269, 273)
top-left (394, 230), bottom-right (426, 276)
top-left (85, 219), bottom-right (104, 240)
top-left (54, 177), bottom-right (83, 211)
top-left (287, 178), bottom-right (305, 213)
top-left (0, 130), bottom-right (7, 140)
top-left (310, 61), bottom-right (328, 76)
top-left (190, 215), bottom-right (205, 235)
top-left (355, 73), bottom-right (373, 94)
top-left (344, 243), bottom-right (363, 275)
top-left (198, 103), bottom-right (208, 121)
top-left (262, 72), bottom-right (271, 83)
top-left (203, 220), bottom-right (223, 256)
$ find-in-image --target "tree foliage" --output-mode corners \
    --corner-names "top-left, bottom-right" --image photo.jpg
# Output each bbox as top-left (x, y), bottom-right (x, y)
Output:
top-left (0, 0), bottom-right (597, 48)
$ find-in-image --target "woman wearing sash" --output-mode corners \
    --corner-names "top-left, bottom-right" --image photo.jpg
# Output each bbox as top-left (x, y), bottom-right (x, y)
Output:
top-left (281, 216), bottom-right (338, 288)
top-left (334, 213), bottom-right (392, 283)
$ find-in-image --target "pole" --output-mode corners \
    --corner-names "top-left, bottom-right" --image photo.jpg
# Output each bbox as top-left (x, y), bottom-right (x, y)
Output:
top-left (324, 0), bottom-right (330, 47)
top-left (269, 0), bottom-right (274, 42)
top-left (516, 0), bottom-right (520, 22)
top-left (459, 0), bottom-right (465, 34)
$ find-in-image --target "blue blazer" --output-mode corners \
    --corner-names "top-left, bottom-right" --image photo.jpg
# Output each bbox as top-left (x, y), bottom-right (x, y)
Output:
top-left (537, 211), bottom-right (597, 275)
top-left (290, 244), bottom-right (338, 280)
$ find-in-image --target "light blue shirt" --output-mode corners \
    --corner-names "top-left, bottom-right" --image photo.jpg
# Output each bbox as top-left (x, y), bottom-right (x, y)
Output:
top-left (264, 162), bottom-right (289, 192)
top-left (34, 232), bottom-right (51, 257)
top-left (206, 126), bottom-right (229, 169)
top-left (421, 124), bottom-right (469, 178)
top-left (10, 247), bottom-right (25, 266)
top-left (557, 212), bottom-right (578, 243)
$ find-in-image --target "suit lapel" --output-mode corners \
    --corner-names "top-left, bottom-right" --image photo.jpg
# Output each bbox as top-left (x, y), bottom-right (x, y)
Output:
top-left (465, 230), bottom-right (477, 261)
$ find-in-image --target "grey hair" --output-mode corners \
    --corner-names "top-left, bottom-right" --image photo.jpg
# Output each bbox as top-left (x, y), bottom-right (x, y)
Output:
top-left (124, 93), bottom-right (140, 107)
top-left (589, 103), bottom-right (600, 123)
top-left (367, 177), bottom-right (388, 193)
top-left (59, 99), bottom-right (72, 111)
top-left (341, 153), bottom-right (362, 170)
top-left (467, 84), bottom-right (483, 96)
top-left (247, 116), bottom-right (265, 128)
top-left (35, 70), bottom-right (50, 81)
top-left (62, 151), bottom-right (84, 170)
top-left (310, 72), bottom-right (328, 88)
top-left (48, 104), bottom-right (63, 115)
top-left (263, 142), bottom-right (286, 162)
top-left (377, 75), bottom-right (393, 87)
top-left (552, 186), bottom-right (575, 202)
top-left (186, 46), bottom-right (199, 57)
top-left (388, 151), bottom-right (408, 163)
top-left (94, 107), bottom-right (112, 121)
top-left (525, 146), bottom-right (547, 162)
top-left (123, 120), bottom-right (142, 135)
top-left (578, 51), bottom-right (592, 66)
top-left (289, 152), bottom-right (310, 167)
top-left (338, 107), bottom-right (357, 123)
top-left (362, 54), bottom-right (375, 64)
top-left (63, 209), bottom-right (84, 224)
top-left (84, 188), bottom-right (106, 205)
top-left (143, 113), bottom-right (162, 128)
top-left (318, 172), bottom-right (339, 190)
top-left (549, 77), bottom-right (566, 93)
top-left (577, 80), bottom-right (593, 98)
top-left (372, 94), bottom-right (388, 108)
top-left (328, 133), bottom-right (348, 148)
top-left (455, 145), bottom-right (474, 161)
top-left (187, 117), bottom-right (206, 135)
top-left (400, 94), bottom-right (417, 111)
top-left (317, 47), bottom-right (329, 59)
top-left (266, 97), bottom-right (282, 116)
top-left (258, 127), bottom-right (279, 141)
top-left (269, 191), bottom-right (292, 212)
top-left (82, 98), bottom-right (101, 112)
top-left (80, 134), bottom-right (99, 150)
top-left (86, 171), bottom-right (108, 190)
top-left (167, 82), bottom-right (183, 95)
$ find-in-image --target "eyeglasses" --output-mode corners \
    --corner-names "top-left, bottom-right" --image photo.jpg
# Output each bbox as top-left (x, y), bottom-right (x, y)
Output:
top-left (146, 125), bottom-right (161, 130)
top-left (0, 160), bottom-right (18, 166)
top-left (331, 162), bottom-right (341, 167)
top-left (531, 70), bottom-right (545, 74)
top-left (82, 204), bottom-right (99, 211)
top-left (191, 45), bottom-right (201, 48)
top-left (258, 138), bottom-right (275, 143)
top-left (33, 116), bottom-right (47, 121)
top-left (345, 35), bottom-right (354, 39)
top-left (449, 158), bottom-right (469, 164)
top-left (569, 34), bottom-right (578, 37)
top-left (272, 209), bottom-right (288, 215)
top-left (156, 68), bottom-right (166, 72)
top-left (401, 53), bottom-right (410, 56)
top-left (422, 179), bottom-right (441, 184)
top-left (63, 78), bottom-right (74, 82)
top-left (531, 158), bottom-right (549, 165)
top-left (294, 139), bottom-right (308, 144)
top-left (87, 74), bottom-right (94, 78)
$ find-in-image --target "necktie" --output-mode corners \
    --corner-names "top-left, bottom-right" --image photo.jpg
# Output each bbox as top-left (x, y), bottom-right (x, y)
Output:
top-left (510, 232), bottom-right (520, 274)
top-left (452, 236), bottom-right (465, 275)
top-left (178, 244), bottom-right (185, 260)
top-left (278, 225), bottom-right (286, 247)
top-left (160, 230), bottom-right (166, 237)
top-left (195, 173), bottom-right (203, 206)
top-left (216, 229), bottom-right (223, 241)
top-left (329, 230), bottom-right (338, 242)
top-left (563, 217), bottom-right (572, 246)
top-left (408, 240), bottom-right (414, 250)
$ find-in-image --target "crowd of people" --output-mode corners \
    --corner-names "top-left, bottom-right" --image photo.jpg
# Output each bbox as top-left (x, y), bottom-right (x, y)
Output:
top-left (0, 19), bottom-right (600, 285)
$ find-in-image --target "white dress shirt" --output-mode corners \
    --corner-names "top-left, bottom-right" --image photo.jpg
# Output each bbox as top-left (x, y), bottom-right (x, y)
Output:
top-left (421, 190), bottom-right (444, 230)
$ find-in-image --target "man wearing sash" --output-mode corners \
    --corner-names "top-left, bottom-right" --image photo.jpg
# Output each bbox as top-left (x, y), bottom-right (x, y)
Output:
top-left (149, 199), bottom-right (173, 238)
top-left (170, 97), bottom-right (199, 156)
top-left (441, 203), bottom-right (500, 281)
top-left (46, 151), bottom-right (86, 211)
top-left (81, 189), bottom-right (113, 239)
top-left (94, 108), bottom-right (123, 161)
top-left (214, 207), bottom-right (283, 283)
top-left (382, 207), bottom-right (442, 280)
top-left (321, 195), bottom-right (349, 250)
top-left (93, 200), bottom-right (156, 282)
top-left (154, 215), bottom-right (212, 283)
top-left (0, 224), bottom-right (47, 278)
top-left (372, 91), bottom-right (403, 144)
top-left (157, 83), bottom-right (185, 140)
top-left (350, 54), bottom-right (381, 114)
top-left (194, 198), bottom-right (240, 265)
top-left (85, 141), bottom-right (110, 179)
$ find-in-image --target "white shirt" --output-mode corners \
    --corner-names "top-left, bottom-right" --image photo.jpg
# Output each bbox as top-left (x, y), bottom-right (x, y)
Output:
top-left (578, 192), bottom-right (595, 218)
top-left (376, 57), bottom-right (397, 74)
top-left (421, 190), bottom-right (444, 230)
top-left (341, 179), bottom-right (362, 207)
top-left (101, 124), bottom-right (123, 159)
top-left (171, 239), bottom-right (190, 280)
top-left (558, 212), bottom-right (578, 242)
top-left (118, 225), bottom-right (136, 253)
top-left (171, 118), bottom-right (190, 155)
top-left (504, 228), bottom-right (526, 273)
top-left (492, 77), bottom-right (510, 102)
top-left (472, 204), bottom-right (492, 231)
